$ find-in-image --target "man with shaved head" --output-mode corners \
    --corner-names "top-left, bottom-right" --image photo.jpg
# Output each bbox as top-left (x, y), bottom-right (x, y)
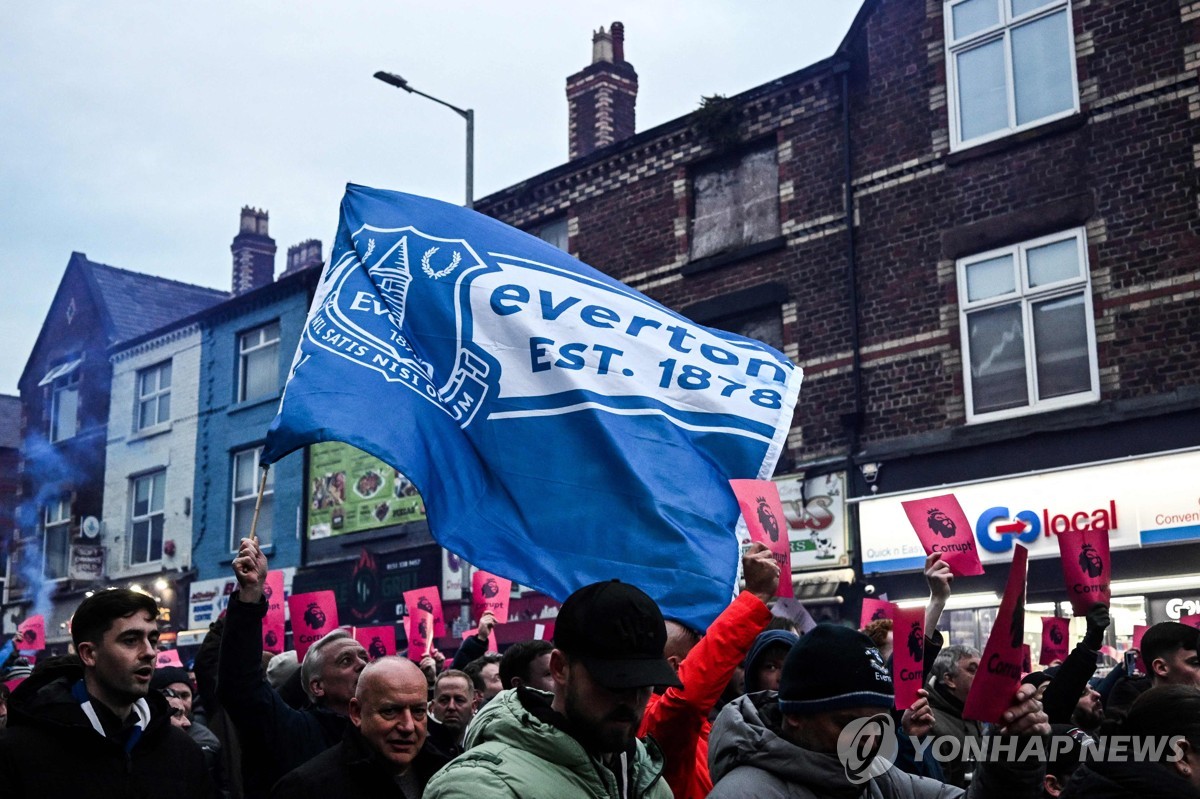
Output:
top-left (271, 656), bottom-right (448, 798)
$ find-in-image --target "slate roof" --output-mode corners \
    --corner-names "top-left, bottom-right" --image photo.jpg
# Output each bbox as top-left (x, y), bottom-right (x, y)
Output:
top-left (77, 253), bottom-right (229, 345)
top-left (0, 394), bottom-right (20, 449)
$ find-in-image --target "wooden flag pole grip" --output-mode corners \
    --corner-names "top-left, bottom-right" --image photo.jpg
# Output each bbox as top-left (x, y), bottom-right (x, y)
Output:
top-left (249, 465), bottom-right (270, 544)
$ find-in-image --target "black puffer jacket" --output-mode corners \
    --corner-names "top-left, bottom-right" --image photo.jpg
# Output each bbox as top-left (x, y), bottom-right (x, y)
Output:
top-left (0, 660), bottom-right (213, 799)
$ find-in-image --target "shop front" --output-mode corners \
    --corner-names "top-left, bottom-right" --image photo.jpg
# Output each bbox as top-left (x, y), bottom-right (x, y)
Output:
top-left (857, 448), bottom-right (1200, 659)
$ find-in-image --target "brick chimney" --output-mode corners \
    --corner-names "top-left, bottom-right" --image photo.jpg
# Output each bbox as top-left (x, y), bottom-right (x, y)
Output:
top-left (282, 239), bottom-right (324, 277)
top-left (231, 206), bottom-right (276, 295)
top-left (566, 21), bottom-right (638, 160)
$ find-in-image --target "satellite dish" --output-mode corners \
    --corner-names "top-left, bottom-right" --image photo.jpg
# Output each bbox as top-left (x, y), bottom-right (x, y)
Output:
top-left (81, 516), bottom-right (101, 540)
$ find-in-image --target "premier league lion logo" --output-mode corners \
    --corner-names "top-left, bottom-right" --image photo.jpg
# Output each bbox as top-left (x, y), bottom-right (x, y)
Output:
top-left (417, 596), bottom-right (435, 614)
top-left (369, 636), bottom-right (388, 660)
top-left (908, 623), bottom-right (923, 663)
top-left (263, 582), bottom-right (273, 600)
top-left (264, 629), bottom-right (279, 649)
top-left (303, 602), bottom-right (327, 630)
top-left (1010, 601), bottom-right (1024, 650)
top-left (1049, 624), bottom-right (1064, 645)
top-left (1079, 543), bottom-right (1104, 578)
top-left (418, 618), bottom-right (430, 640)
top-left (925, 508), bottom-right (957, 540)
top-left (481, 578), bottom-right (500, 599)
top-left (756, 496), bottom-right (781, 543)
top-left (21, 628), bottom-right (37, 646)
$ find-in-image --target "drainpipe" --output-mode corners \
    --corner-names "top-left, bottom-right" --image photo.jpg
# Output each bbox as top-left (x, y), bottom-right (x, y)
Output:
top-left (834, 60), bottom-right (864, 464)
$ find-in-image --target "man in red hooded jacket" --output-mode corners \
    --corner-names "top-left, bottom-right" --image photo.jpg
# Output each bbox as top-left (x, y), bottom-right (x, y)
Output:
top-left (638, 541), bottom-right (779, 799)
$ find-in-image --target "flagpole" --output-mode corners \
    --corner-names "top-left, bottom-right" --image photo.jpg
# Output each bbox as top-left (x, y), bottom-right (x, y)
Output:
top-left (249, 465), bottom-right (270, 544)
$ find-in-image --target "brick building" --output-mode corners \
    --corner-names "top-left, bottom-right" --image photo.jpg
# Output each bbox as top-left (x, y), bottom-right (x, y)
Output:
top-left (6, 253), bottom-right (225, 645)
top-left (474, 1), bottom-right (1200, 649)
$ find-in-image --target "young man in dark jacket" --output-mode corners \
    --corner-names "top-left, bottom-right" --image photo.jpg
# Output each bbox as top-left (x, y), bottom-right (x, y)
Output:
top-left (0, 589), bottom-right (213, 798)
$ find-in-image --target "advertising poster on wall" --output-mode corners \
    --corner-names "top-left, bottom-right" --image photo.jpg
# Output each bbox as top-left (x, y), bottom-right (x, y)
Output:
top-left (307, 441), bottom-right (426, 539)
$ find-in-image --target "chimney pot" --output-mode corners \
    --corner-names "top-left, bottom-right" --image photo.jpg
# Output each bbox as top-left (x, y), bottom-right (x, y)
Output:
top-left (567, 21), bottom-right (637, 160)
top-left (611, 22), bottom-right (625, 63)
top-left (231, 207), bottom-right (276, 294)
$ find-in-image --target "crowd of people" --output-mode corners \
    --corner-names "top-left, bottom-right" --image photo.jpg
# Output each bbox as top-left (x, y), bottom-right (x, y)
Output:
top-left (0, 536), bottom-right (1198, 798)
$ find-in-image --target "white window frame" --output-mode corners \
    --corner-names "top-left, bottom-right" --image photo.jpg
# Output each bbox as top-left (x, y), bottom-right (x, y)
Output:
top-left (43, 496), bottom-right (72, 580)
top-left (238, 321), bottom-right (281, 403)
top-left (231, 446), bottom-right (273, 550)
top-left (945, 0), bottom-right (1079, 151)
top-left (135, 360), bottom-right (172, 432)
top-left (130, 470), bottom-right (166, 566)
top-left (957, 227), bottom-right (1100, 423)
top-left (50, 369), bottom-right (80, 442)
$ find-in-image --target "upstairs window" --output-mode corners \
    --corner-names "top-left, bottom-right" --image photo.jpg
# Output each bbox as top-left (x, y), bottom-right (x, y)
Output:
top-left (531, 218), bottom-right (568, 251)
top-left (40, 358), bottom-right (82, 442)
top-left (957, 228), bottom-right (1098, 422)
top-left (946, 0), bottom-right (1078, 149)
top-left (130, 471), bottom-right (166, 565)
top-left (43, 496), bottom-right (71, 580)
top-left (713, 306), bottom-right (785, 353)
top-left (690, 146), bottom-right (780, 261)
top-left (136, 360), bottom-right (172, 431)
top-left (238, 321), bottom-right (280, 403)
top-left (232, 446), bottom-right (273, 549)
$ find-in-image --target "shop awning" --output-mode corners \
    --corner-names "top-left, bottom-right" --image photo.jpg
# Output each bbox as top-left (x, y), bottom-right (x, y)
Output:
top-left (792, 568), bottom-right (855, 603)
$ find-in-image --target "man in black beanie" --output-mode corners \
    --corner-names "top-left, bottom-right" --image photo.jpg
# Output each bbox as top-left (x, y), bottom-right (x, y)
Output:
top-left (708, 624), bottom-right (1050, 798)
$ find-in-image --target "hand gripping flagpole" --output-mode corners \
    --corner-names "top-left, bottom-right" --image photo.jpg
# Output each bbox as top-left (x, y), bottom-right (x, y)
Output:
top-left (249, 465), bottom-right (270, 544)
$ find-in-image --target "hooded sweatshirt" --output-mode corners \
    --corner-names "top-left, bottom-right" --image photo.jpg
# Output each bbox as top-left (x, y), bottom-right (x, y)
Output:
top-left (0, 659), bottom-right (212, 799)
top-left (708, 690), bottom-right (962, 799)
top-left (424, 687), bottom-right (670, 799)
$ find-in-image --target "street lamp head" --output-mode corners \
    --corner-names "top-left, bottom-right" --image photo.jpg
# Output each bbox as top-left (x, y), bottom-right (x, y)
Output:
top-left (373, 71), bottom-right (411, 92)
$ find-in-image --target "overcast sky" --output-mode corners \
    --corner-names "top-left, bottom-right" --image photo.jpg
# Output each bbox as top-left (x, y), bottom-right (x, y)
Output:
top-left (0, 1), bottom-right (864, 395)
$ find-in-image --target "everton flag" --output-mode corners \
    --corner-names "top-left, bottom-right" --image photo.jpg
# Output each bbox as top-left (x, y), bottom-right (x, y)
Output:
top-left (263, 185), bottom-right (802, 630)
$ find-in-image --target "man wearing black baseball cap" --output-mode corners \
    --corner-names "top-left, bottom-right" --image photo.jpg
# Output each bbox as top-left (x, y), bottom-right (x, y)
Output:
top-left (425, 579), bottom-right (677, 799)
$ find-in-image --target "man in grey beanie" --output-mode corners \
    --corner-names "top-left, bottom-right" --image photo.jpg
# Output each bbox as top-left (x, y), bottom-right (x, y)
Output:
top-left (708, 624), bottom-right (1050, 798)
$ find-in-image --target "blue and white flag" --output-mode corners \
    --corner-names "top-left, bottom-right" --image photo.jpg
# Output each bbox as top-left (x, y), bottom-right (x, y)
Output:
top-left (264, 184), bottom-right (802, 630)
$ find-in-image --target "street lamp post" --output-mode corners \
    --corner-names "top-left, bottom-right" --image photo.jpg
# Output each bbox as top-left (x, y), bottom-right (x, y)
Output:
top-left (374, 71), bottom-right (474, 208)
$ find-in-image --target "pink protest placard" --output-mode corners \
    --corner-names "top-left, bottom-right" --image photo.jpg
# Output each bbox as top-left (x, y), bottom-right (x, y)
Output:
top-left (472, 570), bottom-right (513, 624)
top-left (1180, 615), bottom-right (1200, 630)
top-left (730, 479), bottom-right (794, 598)
top-left (156, 649), bottom-right (184, 668)
top-left (403, 586), bottom-right (446, 637)
top-left (262, 570), bottom-right (286, 654)
top-left (773, 597), bottom-right (818, 634)
top-left (462, 627), bottom-right (499, 653)
top-left (17, 615), bottom-right (45, 651)
top-left (4, 677), bottom-right (26, 693)
top-left (964, 545), bottom-right (1029, 723)
top-left (406, 609), bottom-right (434, 662)
top-left (1040, 617), bottom-right (1070, 665)
top-left (287, 590), bottom-right (339, 659)
top-left (354, 625), bottom-right (397, 660)
top-left (1056, 528), bottom-right (1111, 615)
top-left (900, 493), bottom-right (984, 577)
top-left (891, 605), bottom-right (925, 710)
top-left (1021, 644), bottom-right (1033, 675)
top-left (860, 597), bottom-right (894, 629)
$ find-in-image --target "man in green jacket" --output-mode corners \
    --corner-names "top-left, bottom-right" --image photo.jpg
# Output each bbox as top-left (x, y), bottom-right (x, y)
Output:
top-left (425, 579), bottom-right (679, 799)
